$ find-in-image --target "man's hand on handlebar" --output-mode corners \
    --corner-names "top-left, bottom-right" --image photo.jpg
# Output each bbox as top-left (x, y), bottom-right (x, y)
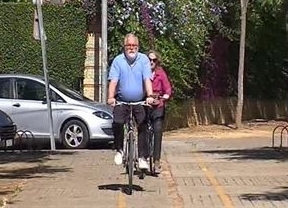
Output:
top-left (107, 97), bottom-right (116, 107)
top-left (147, 94), bottom-right (170, 106)
top-left (146, 96), bottom-right (154, 104)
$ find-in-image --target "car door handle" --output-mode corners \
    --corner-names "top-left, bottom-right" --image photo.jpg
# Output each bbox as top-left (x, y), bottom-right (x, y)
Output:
top-left (13, 103), bottom-right (20, 107)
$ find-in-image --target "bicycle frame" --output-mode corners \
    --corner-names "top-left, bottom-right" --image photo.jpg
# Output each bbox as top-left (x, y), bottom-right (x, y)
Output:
top-left (123, 104), bottom-right (137, 171)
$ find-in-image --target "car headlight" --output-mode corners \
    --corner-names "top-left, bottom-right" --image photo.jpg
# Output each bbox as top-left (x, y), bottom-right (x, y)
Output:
top-left (93, 111), bottom-right (112, 119)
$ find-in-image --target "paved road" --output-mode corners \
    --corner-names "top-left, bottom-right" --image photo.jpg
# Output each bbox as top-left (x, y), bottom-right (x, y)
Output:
top-left (2, 134), bottom-right (288, 208)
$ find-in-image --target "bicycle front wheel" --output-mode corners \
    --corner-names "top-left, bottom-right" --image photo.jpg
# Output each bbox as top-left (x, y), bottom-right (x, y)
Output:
top-left (128, 131), bottom-right (135, 194)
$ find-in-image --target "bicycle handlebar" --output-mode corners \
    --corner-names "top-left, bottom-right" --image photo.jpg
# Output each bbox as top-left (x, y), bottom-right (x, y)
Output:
top-left (151, 94), bottom-right (163, 99)
top-left (115, 100), bottom-right (151, 107)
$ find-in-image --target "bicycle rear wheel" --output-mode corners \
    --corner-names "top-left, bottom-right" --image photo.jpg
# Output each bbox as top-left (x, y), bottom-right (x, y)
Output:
top-left (123, 138), bottom-right (129, 174)
top-left (128, 131), bottom-right (134, 194)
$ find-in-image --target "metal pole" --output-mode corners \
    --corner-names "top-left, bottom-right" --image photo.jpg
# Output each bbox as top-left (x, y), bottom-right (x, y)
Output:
top-left (101, 0), bottom-right (108, 104)
top-left (35, 0), bottom-right (56, 150)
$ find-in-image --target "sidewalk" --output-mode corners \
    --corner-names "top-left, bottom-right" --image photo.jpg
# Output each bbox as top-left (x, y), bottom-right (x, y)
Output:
top-left (0, 149), bottom-right (171, 208)
top-left (164, 136), bottom-right (288, 208)
top-left (1, 122), bottom-right (288, 207)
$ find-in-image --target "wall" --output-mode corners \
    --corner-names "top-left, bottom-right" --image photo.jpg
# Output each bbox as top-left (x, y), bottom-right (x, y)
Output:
top-left (164, 97), bottom-right (288, 130)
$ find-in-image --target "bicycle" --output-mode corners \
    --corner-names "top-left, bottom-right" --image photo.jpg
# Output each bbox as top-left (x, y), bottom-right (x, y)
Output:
top-left (146, 95), bottom-right (164, 176)
top-left (115, 100), bottom-right (148, 195)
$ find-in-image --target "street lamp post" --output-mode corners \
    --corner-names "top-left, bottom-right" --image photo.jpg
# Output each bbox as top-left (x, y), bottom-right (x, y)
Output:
top-left (101, 0), bottom-right (108, 104)
top-left (33, 0), bottom-right (56, 151)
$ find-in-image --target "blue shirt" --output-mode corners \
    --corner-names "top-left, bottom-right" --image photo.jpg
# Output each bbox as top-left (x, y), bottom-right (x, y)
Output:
top-left (108, 52), bottom-right (152, 102)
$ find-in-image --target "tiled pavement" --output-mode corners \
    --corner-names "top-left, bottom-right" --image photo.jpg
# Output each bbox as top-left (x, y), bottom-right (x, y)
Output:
top-left (2, 132), bottom-right (288, 208)
top-left (165, 137), bottom-right (288, 208)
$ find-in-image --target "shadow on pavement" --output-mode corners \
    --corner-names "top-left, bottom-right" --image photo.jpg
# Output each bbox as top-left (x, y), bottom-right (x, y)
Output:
top-left (0, 151), bottom-right (75, 180)
top-left (198, 147), bottom-right (288, 161)
top-left (119, 170), bottom-right (159, 178)
top-left (240, 186), bottom-right (288, 202)
top-left (0, 164), bottom-right (71, 179)
top-left (88, 141), bottom-right (114, 150)
top-left (0, 141), bottom-right (113, 180)
top-left (1, 139), bottom-right (114, 152)
top-left (98, 184), bottom-right (144, 195)
top-left (0, 151), bottom-right (76, 165)
top-left (0, 189), bottom-right (15, 197)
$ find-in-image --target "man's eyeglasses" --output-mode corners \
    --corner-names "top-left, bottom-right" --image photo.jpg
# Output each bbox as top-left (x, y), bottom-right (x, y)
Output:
top-left (149, 58), bottom-right (157, 63)
top-left (124, 44), bottom-right (138, 48)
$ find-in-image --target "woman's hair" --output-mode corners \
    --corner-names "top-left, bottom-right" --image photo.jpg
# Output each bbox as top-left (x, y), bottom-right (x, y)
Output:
top-left (147, 50), bottom-right (162, 65)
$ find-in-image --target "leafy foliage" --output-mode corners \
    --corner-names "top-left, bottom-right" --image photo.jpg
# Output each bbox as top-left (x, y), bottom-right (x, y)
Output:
top-left (225, 0), bottom-right (288, 99)
top-left (0, 2), bottom-right (86, 88)
top-left (1, 0), bottom-right (288, 101)
top-left (106, 0), bottom-right (224, 99)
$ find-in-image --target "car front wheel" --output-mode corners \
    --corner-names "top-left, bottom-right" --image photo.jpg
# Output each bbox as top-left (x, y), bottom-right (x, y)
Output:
top-left (61, 120), bottom-right (89, 149)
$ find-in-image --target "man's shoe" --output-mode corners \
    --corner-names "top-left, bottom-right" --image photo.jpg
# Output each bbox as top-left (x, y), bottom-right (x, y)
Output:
top-left (138, 157), bottom-right (149, 169)
top-left (114, 150), bottom-right (123, 165)
top-left (154, 160), bottom-right (161, 174)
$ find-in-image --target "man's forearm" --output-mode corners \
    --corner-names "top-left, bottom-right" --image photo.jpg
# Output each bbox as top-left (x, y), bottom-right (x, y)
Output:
top-left (145, 79), bottom-right (153, 96)
top-left (108, 81), bottom-right (117, 98)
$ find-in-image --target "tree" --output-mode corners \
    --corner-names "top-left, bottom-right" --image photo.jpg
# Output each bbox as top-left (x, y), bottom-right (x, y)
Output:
top-left (285, 0), bottom-right (288, 44)
top-left (235, 0), bottom-right (249, 128)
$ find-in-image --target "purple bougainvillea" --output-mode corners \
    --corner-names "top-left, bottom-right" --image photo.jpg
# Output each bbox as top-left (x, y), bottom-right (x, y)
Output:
top-left (198, 35), bottom-right (230, 100)
top-left (139, 2), bottom-right (154, 41)
top-left (107, 0), bottom-right (166, 40)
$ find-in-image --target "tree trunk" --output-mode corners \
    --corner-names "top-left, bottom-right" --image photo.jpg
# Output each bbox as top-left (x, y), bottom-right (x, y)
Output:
top-left (285, 1), bottom-right (288, 46)
top-left (236, 0), bottom-right (249, 129)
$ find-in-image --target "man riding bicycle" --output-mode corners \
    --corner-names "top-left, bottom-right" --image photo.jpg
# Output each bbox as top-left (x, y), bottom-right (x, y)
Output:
top-left (107, 33), bottom-right (154, 169)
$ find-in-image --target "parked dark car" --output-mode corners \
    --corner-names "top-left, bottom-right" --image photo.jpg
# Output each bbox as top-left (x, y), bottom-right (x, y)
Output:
top-left (0, 110), bottom-right (17, 146)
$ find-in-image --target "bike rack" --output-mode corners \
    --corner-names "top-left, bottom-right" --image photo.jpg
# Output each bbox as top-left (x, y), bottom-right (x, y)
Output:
top-left (15, 130), bottom-right (36, 151)
top-left (0, 129), bottom-right (36, 152)
top-left (272, 125), bottom-right (288, 148)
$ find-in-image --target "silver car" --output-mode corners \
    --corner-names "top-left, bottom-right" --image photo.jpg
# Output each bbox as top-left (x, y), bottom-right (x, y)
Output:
top-left (0, 74), bottom-right (114, 149)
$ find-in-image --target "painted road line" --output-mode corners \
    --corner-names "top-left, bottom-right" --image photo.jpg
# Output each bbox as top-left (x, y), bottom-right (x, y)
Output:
top-left (194, 151), bottom-right (234, 208)
top-left (117, 168), bottom-right (127, 208)
top-left (117, 191), bottom-right (126, 208)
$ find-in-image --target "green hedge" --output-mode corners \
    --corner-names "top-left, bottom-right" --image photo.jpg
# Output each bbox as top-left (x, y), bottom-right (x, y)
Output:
top-left (0, 2), bottom-right (86, 88)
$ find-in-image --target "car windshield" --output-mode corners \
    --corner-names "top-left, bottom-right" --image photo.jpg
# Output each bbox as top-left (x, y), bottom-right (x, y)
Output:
top-left (48, 79), bottom-right (92, 101)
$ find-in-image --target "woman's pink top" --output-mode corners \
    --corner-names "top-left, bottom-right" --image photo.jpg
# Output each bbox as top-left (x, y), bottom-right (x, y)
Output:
top-left (151, 66), bottom-right (172, 107)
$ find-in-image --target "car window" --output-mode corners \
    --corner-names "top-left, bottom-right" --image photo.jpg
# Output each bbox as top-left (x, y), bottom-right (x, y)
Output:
top-left (49, 79), bottom-right (91, 101)
top-left (16, 78), bottom-right (46, 101)
top-left (0, 78), bottom-right (11, 99)
top-left (50, 90), bottom-right (65, 102)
